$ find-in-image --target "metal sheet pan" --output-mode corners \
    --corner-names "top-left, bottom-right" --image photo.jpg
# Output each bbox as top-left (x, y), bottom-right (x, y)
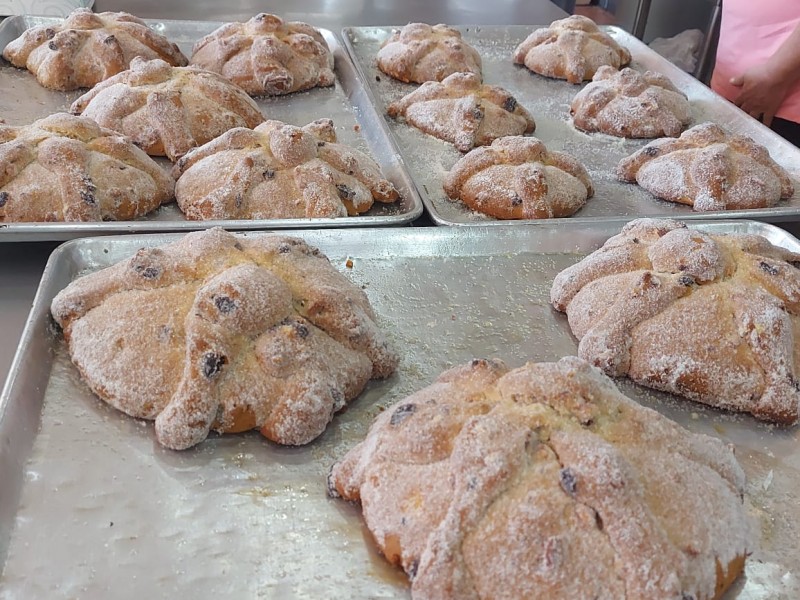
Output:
top-left (1, 220), bottom-right (798, 599)
top-left (0, 16), bottom-right (422, 242)
top-left (0, 0), bottom-right (93, 17)
top-left (342, 25), bottom-right (800, 226)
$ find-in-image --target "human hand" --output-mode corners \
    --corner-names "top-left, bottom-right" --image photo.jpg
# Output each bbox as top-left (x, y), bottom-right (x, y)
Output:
top-left (730, 66), bottom-right (792, 127)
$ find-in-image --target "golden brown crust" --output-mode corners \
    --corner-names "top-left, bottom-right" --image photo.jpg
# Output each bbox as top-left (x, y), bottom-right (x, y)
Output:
top-left (189, 13), bottom-right (334, 96)
top-left (50, 228), bottom-right (399, 450)
top-left (513, 15), bottom-right (631, 84)
top-left (1, 8), bottom-right (187, 91)
top-left (377, 23), bottom-right (482, 84)
top-left (171, 118), bottom-right (398, 219)
top-left (443, 135), bottom-right (593, 219)
top-left (551, 218), bottom-right (800, 424)
top-left (0, 113), bottom-right (173, 222)
top-left (70, 57), bottom-right (264, 161)
top-left (571, 66), bottom-right (692, 138)
top-left (617, 122), bottom-right (794, 210)
top-left (329, 356), bottom-right (751, 600)
top-left (387, 72), bottom-right (535, 152)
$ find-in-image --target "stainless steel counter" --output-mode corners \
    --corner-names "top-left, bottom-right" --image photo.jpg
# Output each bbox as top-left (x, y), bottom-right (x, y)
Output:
top-left (0, 1), bottom-right (569, 404)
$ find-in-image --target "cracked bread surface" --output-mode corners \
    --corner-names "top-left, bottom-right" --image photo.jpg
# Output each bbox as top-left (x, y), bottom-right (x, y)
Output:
top-left (50, 227), bottom-right (399, 450)
top-left (329, 356), bottom-right (750, 600)
top-left (552, 218), bottom-right (800, 424)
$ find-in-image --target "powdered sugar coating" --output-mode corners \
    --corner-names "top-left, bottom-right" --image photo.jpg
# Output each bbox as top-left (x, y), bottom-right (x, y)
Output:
top-left (0, 112), bottom-right (174, 222)
top-left (571, 66), bottom-right (691, 138)
top-left (329, 356), bottom-right (751, 600)
top-left (513, 15), bottom-right (631, 84)
top-left (377, 23), bottom-right (482, 84)
top-left (70, 56), bottom-right (264, 161)
top-left (444, 135), bottom-right (594, 219)
top-left (50, 227), bottom-right (399, 450)
top-left (551, 217), bottom-right (800, 424)
top-left (190, 13), bottom-right (334, 96)
top-left (618, 122), bottom-right (795, 211)
top-left (171, 118), bottom-right (399, 219)
top-left (387, 71), bottom-right (535, 152)
top-left (1, 8), bottom-right (187, 91)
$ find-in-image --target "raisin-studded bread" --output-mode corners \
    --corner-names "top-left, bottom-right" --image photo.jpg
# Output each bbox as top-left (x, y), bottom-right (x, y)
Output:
top-left (571, 66), bottom-right (692, 138)
top-left (50, 228), bottom-right (399, 450)
top-left (0, 113), bottom-right (173, 222)
top-left (513, 15), bottom-right (631, 84)
top-left (2, 8), bottom-right (187, 91)
top-left (190, 13), bottom-right (334, 96)
top-left (617, 123), bottom-right (794, 210)
top-left (377, 23), bottom-right (481, 84)
top-left (70, 57), bottom-right (264, 162)
top-left (387, 72), bottom-right (535, 152)
top-left (443, 135), bottom-right (593, 219)
top-left (171, 118), bottom-right (398, 219)
top-left (551, 218), bottom-right (800, 424)
top-left (329, 356), bottom-right (750, 600)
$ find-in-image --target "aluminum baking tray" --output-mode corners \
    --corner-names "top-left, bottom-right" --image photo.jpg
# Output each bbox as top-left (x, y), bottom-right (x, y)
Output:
top-left (0, 16), bottom-right (422, 242)
top-left (0, 0), bottom-right (93, 17)
top-left (1, 220), bottom-right (798, 598)
top-left (342, 25), bottom-right (800, 226)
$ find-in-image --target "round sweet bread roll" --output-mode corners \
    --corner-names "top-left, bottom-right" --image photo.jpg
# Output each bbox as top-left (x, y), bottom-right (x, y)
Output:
top-left (617, 123), bottom-right (794, 211)
top-left (50, 227), bottom-right (399, 451)
top-left (190, 13), bottom-right (334, 96)
top-left (376, 23), bottom-right (482, 84)
top-left (329, 356), bottom-right (751, 600)
top-left (571, 66), bottom-right (692, 138)
top-left (551, 218), bottom-right (800, 424)
top-left (172, 118), bottom-right (398, 220)
top-left (513, 15), bottom-right (631, 84)
top-left (70, 57), bottom-right (264, 162)
top-left (1, 8), bottom-right (187, 91)
top-left (387, 72), bottom-right (535, 152)
top-left (443, 136), bottom-right (593, 219)
top-left (0, 113), bottom-right (173, 222)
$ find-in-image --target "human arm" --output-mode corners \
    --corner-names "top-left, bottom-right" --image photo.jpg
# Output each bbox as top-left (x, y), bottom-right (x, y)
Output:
top-left (730, 23), bottom-right (800, 126)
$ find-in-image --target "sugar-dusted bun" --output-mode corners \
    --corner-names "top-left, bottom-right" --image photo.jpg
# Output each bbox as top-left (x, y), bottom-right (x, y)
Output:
top-left (0, 113), bottom-right (173, 222)
top-left (387, 72), bottom-right (535, 152)
top-left (377, 23), bottom-right (482, 84)
top-left (552, 218), bottom-right (800, 423)
top-left (571, 66), bottom-right (692, 138)
top-left (617, 122), bottom-right (794, 210)
top-left (190, 13), bottom-right (334, 96)
top-left (51, 228), bottom-right (399, 450)
top-left (70, 57), bottom-right (264, 162)
top-left (444, 135), bottom-right (593, 219)
top-left (330, 356), bottom-right (751, 600)
top-left (2, 8), bottom-right (187, 91)
top-left (513, 15), bottom-right (631, 84)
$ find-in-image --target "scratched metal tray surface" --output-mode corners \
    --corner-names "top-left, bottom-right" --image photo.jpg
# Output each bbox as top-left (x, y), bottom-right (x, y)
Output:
top-left (342, 25), bottom-right (800, 226)
top-left (0, 0), bottom-right (93, 17)
top-left (0, 16), bottom-right (422, 242)
top-left (1, 220), bottom-right (798, 599)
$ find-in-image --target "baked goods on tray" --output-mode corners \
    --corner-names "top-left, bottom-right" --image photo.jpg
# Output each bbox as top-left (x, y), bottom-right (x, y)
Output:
top-left (443, 135), bottom-right (593, 219)
top-left (0, 113), bottom-right (173, 222)
top-left (172, 118), bottom-right (399, 219)
top-left (513, 15), bottom-right (631, 84)
top-left (617, 123), bottom-right (794, 211)
top-left (329, 356), bottom-right (751, 600)
top-left (190, 13), bottom-right (335, 96)
top-left (571, 66), bottom-right (692, 138)
top-left (2, 8), bottom-right (187, 91)
top-left (387, 72), bottom-right (535, 152)
top-left (70, 57), bottom-right (264, 162)
top-left (376, 23), bottom-right (482, 84)
top-left (551, 218), bottom-right (800, 424)
top-left (50, 227), bottom-right (399, 450)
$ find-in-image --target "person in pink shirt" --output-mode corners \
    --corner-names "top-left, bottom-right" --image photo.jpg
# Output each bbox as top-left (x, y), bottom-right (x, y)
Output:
top-left (711, 0), bottom-right (800, 145)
